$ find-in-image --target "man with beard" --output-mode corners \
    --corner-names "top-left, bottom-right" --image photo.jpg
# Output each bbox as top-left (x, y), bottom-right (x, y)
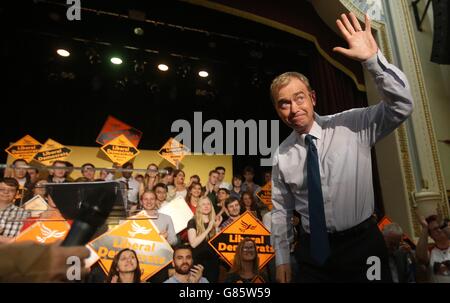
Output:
top-left (164, 244), bottom-right (209, 283)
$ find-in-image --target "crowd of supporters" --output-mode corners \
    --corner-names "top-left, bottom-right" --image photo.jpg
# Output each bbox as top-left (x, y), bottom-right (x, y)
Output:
top-left (1, 159), bottom-right (449, 283)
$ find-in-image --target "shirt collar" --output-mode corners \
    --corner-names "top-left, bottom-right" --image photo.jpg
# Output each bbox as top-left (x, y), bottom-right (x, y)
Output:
top-left (296, 113), bottom-right (323, 144)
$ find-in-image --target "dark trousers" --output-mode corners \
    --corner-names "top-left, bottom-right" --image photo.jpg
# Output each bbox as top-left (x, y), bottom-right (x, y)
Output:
top-left (294, 217), bottom-right (392, 283)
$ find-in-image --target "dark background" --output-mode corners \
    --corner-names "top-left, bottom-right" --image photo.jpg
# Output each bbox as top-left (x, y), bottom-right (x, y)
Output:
top-left (0, 0), bottom-right (372, 189)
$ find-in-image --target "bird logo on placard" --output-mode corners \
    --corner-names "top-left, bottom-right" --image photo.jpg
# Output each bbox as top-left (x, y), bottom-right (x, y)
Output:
top-left (128, 221), bottom-right (152, 237)
top-left (36, 223), bottom-right (67, 243)
top-left (239, 221), bottom-right (257, 233)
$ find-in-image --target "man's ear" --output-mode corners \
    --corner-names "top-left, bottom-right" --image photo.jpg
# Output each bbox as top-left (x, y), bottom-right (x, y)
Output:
top-left (310, 90), bottom-right (317, 107)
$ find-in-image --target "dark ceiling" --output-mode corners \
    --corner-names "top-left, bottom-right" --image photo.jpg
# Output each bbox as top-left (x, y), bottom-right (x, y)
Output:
top-left (0, 0), bottom-right (354, 179)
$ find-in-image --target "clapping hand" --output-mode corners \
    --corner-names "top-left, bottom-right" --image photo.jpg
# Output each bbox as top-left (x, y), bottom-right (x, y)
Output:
top-left (189, 264), bottom-right (204, 283)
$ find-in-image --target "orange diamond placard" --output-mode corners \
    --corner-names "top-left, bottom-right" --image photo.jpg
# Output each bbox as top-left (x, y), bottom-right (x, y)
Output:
top-left (158, 138), bottom-right (189, 167)
top-left (15, 220), bottom-right (70, 244)
top-left (34, 139), bottom-right (72, 166)
top-left (88, 213), bottom-right (173, 281)
top-left (5, 135), bottom-right (42, 163)
top-left (256, 182), bottom-right (272, 210)
top-left (96, 115), bottom-right (143, 148)
top-left (100, 134), bottom-right (140, 166)
top-left (209, 211), bottom-right (274, 270)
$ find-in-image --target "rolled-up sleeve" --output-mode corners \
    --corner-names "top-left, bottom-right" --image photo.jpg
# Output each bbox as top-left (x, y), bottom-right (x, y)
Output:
top-left (271, 151), bottom-right (295, 266)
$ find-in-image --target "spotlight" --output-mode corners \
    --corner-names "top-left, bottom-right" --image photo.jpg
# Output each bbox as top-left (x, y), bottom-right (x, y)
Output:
top-left (198, 70), bottom-right (209, 78)
top-left (110, 57), bottom-right (123, 65)
top-left (134, 27), bottom-right (144, 36)
top-left (56, 49), bottom-right (70, 57)
top-left (158, 64), bottom-right (169, 71)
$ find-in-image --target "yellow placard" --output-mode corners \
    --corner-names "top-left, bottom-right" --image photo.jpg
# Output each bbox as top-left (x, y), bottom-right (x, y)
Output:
top-left (158, 138), bottom-right (189, 167)
top-left (5, 135), bottom-right (42, 163)
top-left (89, 213), bottom-right (173, 281)
top-left (208, 211), bottom-right (274, 270)
top-left (100, 134), bottom-right (140, 166)
top-left (15, 220), bottom-right (70, 244)
top-left (256, 182), bottom-right (272, 210)
top-left (34, 139), bottom-right (72, 166)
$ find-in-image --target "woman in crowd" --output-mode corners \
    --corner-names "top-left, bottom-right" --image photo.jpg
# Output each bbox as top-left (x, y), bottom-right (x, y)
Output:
top-left (106, 248), bottom-right (142, 283)
top-left (185, 182), bottom-right (203, 213)
top-left (187, 196), bottom-right (222, 283)
top-left (170, 169), bottom-right (187, 200)
top-left (240, 191), bottom-right (262, 220)
top-left (142, 163), bottom-right (160, 193)
top-left (225, 238), bottom-right (263, 283)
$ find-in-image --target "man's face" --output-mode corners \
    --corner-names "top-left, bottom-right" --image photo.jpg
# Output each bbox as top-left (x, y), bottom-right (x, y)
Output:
top-left (216, 169), bottom-right (225, 182)
top-left (13, 161), bottom-right (27, 179)
top-left (383, 232), bottom-right (402, 254)
top-left (264, 172), bottom-right (272, 184)
top-left (155, 187), bottom-right (167, 203)
top-left (173, 249), bottom-right (193, 275)
top-left (274, 77), bottom-right (316, 134)
top-left (233, 177), bottom-right (242, 188)
top-left (141, 192), bottom-right (157, 210)
top-left (82, 166), bottom-right (95, 181)
top-left (33, 180), bottom-right (47, 197)
top-left (53, 162), bottom-right (67, 178)
top-left (175, 172), bottom-right (185, 185)
top-left (28, 169), bottom-right (39, 182)
top-left (164, 173), bottom-right (174, 184)
top-left (209, 173), bottom-right (219, 186)
top-left (122, 164), bottom-right (133, 179)
top-left (217, 190), bottom-right (229, 202)
top-left (226, 200), bottom-right (241, 218)
top-left (0, 182), bottom-right (17, 204)
top-left (243, 172), bottom-right (254, 182)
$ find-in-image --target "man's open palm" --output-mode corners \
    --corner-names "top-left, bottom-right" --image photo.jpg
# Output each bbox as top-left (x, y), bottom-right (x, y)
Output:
top-left (333, 12), bottom-right (378, 61)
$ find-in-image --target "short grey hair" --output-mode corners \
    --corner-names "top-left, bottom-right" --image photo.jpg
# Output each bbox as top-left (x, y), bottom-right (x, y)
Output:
top-left (270, 72), bottom-right (312, 104)
top-left (382, 223), bottom-right (403, 236)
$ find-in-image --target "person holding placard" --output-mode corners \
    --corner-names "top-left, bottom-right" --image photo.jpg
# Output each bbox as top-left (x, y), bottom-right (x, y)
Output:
top-left (140, 190), bottom-right (178, 246)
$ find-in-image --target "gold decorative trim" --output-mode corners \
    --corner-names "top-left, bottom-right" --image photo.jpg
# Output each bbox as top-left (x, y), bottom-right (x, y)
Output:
top-left (344, 0), bottom-right (449, 237)
top-left (399, 0), bottom-right (449, 222)
top-left (183, 0), bottom-right (366, 92)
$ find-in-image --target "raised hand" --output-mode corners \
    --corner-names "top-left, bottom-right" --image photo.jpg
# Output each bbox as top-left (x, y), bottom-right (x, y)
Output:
top-left (333, 12), bottom-right (378, 61)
